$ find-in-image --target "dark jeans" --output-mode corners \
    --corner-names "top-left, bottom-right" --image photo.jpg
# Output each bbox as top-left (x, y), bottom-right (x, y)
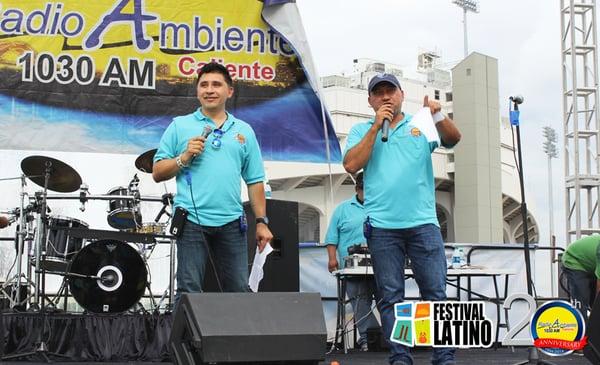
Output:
top-left (346, 277), bottom-right (380, 346)
top-left (368, 224), bottom-right (455, 365)
top-left (564, 267), bottom-right (597, 322)
top-left (175, 219), bottom-right (248, 306)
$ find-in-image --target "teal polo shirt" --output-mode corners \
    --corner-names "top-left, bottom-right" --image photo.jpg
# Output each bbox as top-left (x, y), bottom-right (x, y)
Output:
top-left (154, 108), bottom-right (265, 226)
top-left (324, 195), bottom-right (367, 263)
top-left (344, 114), bottom-right (439, 229)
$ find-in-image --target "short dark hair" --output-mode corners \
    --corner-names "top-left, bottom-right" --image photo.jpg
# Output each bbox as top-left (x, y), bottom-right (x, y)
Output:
top-left (196, 62), bottom-right (233, 87)
top-left (355, 172), bottom-right (363, 189)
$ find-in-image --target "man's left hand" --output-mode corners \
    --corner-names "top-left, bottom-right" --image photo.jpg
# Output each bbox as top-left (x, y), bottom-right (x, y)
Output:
top-left (256, 223), bottom-right (273, 253)
top-left (423, 95), bottom-right (441, 114)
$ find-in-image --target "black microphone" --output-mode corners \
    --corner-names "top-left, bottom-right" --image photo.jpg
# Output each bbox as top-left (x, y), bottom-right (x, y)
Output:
top-left (190, 125), bottom-right (213, 163)
top-left (155, 193), bottom-right (173, 222)
top-left (101, 273), bottom-right (116, 285)
top-left (381, 118), bottom-right (390, 142)
top-left (509, 95), bottom-right (524, 104)
top-left (154, 204), bottom-right (168, 223)
top-left (201, 125), bottom-right (213, 139)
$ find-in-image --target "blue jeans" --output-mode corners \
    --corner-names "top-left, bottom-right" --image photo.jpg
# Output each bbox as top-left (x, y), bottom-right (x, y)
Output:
top-left (175, 219), bottom-right (248, 306)
top-left (564, 267), bottom-right (597, 322)
top-left (346, 277), bottom-right (380, 346)
top-left (368, 224), bottom-right (455, 365)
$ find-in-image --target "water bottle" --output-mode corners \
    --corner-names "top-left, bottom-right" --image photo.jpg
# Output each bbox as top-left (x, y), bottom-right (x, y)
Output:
top-left (451, 247), bottom-right (462, 269)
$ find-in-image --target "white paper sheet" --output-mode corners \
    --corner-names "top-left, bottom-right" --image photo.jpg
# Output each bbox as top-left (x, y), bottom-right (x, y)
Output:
top-left (248, 243), bottom-right (274, 292)
top-left (409, 107), bottom-right (440, 145)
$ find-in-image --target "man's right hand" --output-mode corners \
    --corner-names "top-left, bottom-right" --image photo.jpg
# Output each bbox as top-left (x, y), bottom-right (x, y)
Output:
top-left (181, 136), bottom-right (207, 165)
top-left (328, 258), bottom-right (339, 273)
top-left (373, 102), bottom-right (394, 130)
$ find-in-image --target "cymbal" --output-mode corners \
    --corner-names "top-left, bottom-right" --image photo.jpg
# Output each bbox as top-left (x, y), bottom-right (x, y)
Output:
top-left (21, 156), bottom-right (82, 193)
top-left (135, 148), bottom-right (157, 173)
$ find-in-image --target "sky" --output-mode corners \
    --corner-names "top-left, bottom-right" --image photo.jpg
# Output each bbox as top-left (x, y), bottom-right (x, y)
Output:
top-left (296, 0), bottom-right (567, 245)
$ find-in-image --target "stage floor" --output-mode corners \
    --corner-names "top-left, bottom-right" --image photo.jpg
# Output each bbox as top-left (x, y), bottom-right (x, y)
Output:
top-left (2, 347), bottom-right (591, 364)
top-left (324, 347), bottom-right (589, 364)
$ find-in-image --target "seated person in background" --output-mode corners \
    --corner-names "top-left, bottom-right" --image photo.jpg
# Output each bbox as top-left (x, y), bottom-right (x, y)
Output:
top-left (325, 172), bottom-right (380, 351)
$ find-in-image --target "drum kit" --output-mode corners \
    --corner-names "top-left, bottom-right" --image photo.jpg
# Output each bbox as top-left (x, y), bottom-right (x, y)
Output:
top-left (0, 149), bottom-right (176, 314)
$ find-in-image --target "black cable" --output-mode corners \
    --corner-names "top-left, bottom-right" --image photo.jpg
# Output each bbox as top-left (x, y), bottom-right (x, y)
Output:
top-left (326, 296), bottom-right (383, 353)
top-left (188, 182), bottom-right (223, 293)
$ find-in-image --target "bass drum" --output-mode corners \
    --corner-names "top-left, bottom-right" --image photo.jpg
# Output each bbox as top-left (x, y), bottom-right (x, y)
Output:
top-left (68, 239), bottom-right (147, 313)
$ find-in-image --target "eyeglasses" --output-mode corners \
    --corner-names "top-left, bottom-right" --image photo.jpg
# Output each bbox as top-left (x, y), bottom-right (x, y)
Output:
top-left (211, 129), bottom-right (224, 149)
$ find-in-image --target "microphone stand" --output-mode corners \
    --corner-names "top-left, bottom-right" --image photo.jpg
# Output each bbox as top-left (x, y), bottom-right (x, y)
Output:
top-left (510, 100), bottom-right (556, 365)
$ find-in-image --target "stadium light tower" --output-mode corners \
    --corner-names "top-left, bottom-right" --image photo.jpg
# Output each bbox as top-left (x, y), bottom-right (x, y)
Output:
top-left (543, 126), bottom-right (558, 296)
top-left (452, 0), bottom-right (480, 58)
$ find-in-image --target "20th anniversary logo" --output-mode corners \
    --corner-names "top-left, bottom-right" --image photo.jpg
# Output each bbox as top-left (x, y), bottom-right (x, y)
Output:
top-left (531, 300), bottom-right (587, 356)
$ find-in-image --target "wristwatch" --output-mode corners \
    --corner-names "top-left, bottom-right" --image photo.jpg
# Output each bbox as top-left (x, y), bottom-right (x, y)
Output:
top-left (256, 216), bottom-right (269, 226)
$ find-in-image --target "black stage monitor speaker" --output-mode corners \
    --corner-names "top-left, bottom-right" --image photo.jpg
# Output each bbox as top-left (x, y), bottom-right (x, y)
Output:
top-left (169, 292), bottom-right (326, 364)
top-left (204, 199), bottom-right (299, 292)
top-left (585, 295), bottom-right (600, 365)
top-left (245, 199), bottom-right (299, 292)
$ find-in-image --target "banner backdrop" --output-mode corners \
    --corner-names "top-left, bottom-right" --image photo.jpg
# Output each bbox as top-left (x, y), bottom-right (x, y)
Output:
top-left (0, 0), bottom-right (341, 162)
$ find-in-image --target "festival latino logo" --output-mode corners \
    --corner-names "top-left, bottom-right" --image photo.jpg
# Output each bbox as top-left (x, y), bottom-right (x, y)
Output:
top-left (391, 301), bottom-right (494, 348)
top-left (530, 300), bottom-right (587, 356)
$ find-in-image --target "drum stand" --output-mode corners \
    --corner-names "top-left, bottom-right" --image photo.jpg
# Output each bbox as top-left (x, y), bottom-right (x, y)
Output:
top-left (3, 161), bottom-right (70, 362)
top-left (152, 193), bottom-right (175, 312)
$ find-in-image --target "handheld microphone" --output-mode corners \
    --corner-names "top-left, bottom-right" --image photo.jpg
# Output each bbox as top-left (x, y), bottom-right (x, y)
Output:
top-left (191, 125), bottom-right (213, 162)
top-left (185, 125), bottom-right (214, 185)
top-left (201, 125), bottom-right (213, 139)
top-left (509, 95), bottom-right (524, 104)
top-left (381, 118), bottom-right (390, 142)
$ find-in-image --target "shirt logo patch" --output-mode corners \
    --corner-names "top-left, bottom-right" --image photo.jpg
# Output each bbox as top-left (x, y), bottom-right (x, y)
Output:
top-left (411, 128), bottom-right (421, 137)
top-left (236, 133), bottom-right (246, 144)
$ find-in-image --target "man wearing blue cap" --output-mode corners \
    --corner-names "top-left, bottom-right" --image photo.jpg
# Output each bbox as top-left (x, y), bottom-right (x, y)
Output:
top-left (153, 63), bottom-right (272, 303)
top-left (343, 73), bottom-right (461, 365)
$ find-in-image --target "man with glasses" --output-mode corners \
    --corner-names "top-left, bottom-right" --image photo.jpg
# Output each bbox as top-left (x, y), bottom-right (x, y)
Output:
top-left (325, 172), bottom-right (380, 352)
top-left (153, 62), bottom-right (272, 303)
top-left (343, 73), bottom-right (461, 365)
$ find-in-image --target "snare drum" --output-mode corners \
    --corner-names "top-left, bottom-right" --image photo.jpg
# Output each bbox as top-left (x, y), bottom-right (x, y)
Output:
top-left (136, 222), bottom-right (167, 235)
top-left (34, 216), bottom-right (88, 272)
top-left (107, 187), bottom-right (142, 230)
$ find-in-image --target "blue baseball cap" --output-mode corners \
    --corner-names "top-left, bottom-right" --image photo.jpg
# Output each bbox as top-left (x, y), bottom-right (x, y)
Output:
top-left (368, 73), bottom-right (402, 94)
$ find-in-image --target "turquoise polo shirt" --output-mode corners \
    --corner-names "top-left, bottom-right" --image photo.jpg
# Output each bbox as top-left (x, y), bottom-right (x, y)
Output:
top-left (344, 114), bottom-right (439, 229)
top-left (154, 108), bottom-right (265, 226)
top-left (324, 195), bottom-right (367, 263)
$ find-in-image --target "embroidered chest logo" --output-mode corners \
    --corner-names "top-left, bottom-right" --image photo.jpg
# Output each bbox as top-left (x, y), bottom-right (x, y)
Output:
top-left (236, 133), bottom-right (246, 144)
top-left (411, 127), bottom-right (421, 137)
